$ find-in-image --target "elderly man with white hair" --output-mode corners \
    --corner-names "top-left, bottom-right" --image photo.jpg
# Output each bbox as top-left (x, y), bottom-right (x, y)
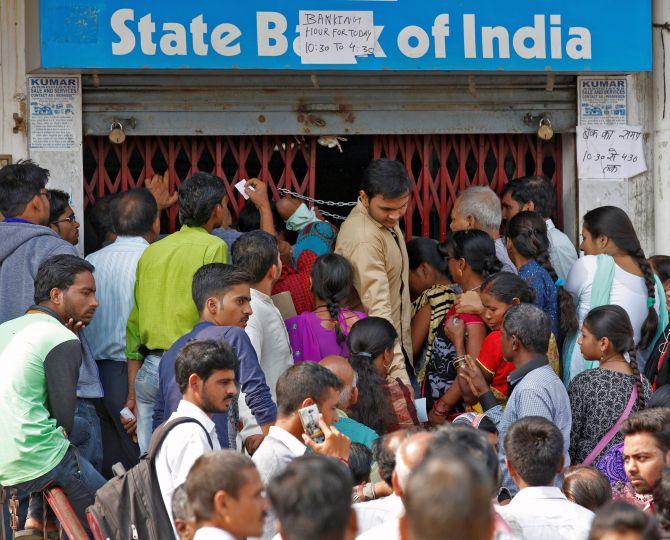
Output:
top-left (450, 185), bottom-right (517, 274)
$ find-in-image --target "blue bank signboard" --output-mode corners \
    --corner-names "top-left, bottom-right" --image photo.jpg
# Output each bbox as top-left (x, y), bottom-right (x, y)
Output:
top-left (38, 0), bottom-right (652, 71)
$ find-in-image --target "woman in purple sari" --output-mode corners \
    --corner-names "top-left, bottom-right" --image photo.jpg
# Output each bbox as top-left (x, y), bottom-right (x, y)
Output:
top-left (286, 254), bottom-right (366, 362)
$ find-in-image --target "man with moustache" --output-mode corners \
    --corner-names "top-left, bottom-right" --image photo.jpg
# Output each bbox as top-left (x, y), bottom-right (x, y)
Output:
top-left (0, 255), bottom-right (105, 535)
top-left (621, 408), bottom-right (670, 511)
top-left (153, 264), bottom-right (277, 451)
top-left (155, 339), bottom-right (240, 539)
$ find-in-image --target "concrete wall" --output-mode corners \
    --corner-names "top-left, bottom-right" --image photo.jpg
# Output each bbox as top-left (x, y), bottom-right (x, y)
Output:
top-left (1, 0), bottom-right (84, 253)
top-left (0, 0), bottom-right (28, 162)
top-left (577, 73), bottom-right (655, 255)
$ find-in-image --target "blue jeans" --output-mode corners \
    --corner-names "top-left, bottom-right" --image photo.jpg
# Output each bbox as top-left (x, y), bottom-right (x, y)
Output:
top-left (135, 353), bottom-right (161, 454)
top-left (11, 446), bottom-right (106, 530)
top-left (70, 398), bottom-right (103, 473)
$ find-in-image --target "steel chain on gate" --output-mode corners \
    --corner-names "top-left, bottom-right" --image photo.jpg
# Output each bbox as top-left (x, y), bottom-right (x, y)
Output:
top-left (276, 187), bottom-right (356, 221)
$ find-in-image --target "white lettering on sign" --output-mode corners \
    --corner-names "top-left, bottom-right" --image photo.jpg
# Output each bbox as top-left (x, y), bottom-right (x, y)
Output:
top-left (109, 9), bottom-right (593, 63)
top-left (298, 11), bottom-right (375, 64)
top-left (576, 125), bottom-right (647, 179)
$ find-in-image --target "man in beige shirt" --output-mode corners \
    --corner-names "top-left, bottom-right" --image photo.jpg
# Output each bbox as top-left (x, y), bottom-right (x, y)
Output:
top-left (336, 159), bottom-right (412, 384)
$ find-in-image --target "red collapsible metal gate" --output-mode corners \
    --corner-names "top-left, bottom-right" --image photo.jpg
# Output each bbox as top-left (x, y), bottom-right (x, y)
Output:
top-left (83, 133), bottom-right (562, 241)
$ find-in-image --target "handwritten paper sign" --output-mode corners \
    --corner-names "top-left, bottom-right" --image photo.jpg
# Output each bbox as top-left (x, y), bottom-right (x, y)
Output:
top-left (576, 124), bottom-right (647, 179)
top-left (299, 11), bottom-right (374, 64)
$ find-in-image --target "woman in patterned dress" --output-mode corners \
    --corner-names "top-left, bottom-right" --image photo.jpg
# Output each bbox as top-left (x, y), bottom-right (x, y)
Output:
top-left (568, 305), bottom-right (652, 506)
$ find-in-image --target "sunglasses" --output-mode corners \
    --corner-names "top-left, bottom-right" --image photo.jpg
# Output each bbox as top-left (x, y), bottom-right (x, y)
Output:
top-left (51, 213), bottom-right (77, 225)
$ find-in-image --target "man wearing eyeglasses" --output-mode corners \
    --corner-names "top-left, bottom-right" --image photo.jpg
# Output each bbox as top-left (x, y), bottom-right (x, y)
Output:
top-left (47, 189), bottom-right (80, 246)
top-left (0, 160), bottom-right (82, 324)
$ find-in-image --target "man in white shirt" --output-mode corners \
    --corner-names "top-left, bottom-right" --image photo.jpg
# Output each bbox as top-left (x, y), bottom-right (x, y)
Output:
top-left (497, 416), bottom-right (594, 540)
top-left (84, 188), bottom-right (160, 475)
top-left (450, 186), bottom-right (517, 274)
top-left (268, 454), bottom-right (357, 540)
top-left (232, 230), bottom-right (293, 454)
top-left (252, 362), bottom-right (351, 540)
top-left (185, 450), bottom-right (268, 540)
top-left (357, 432), bottom-right (433, 540)
top-left (155, 339), bottom-right (239, 539)
top-left (500, 176), bottom-right (578, 281)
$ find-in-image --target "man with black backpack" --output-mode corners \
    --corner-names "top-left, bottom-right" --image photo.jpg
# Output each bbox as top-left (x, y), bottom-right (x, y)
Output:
top-left (155, 339), bottom-right (239, 538)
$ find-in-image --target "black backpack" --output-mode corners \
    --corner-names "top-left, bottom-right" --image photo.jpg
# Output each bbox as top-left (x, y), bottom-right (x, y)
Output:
top-left (86, 417), bottom-right (212, 540)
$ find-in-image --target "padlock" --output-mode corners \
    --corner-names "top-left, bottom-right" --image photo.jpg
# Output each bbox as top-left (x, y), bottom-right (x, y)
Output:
top-left (537, 117), bottom-right (554, 141)
top-left (109, 122), bottom-right (126, 144)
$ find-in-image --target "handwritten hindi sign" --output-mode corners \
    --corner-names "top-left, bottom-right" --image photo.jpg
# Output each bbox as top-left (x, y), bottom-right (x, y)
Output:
top-left (299, 11), bottom-right (375, 65)
top-left (576, 124), bottom-right (647, 179)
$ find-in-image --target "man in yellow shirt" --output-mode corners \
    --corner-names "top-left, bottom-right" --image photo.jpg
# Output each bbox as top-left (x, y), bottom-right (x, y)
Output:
top-left (126, 172), bottom-right (229, 452)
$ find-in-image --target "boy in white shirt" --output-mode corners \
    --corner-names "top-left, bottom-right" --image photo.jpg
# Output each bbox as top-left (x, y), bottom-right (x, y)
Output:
top-left (155, 340), bottom-right (239, 539)
top-left (497, 416), bottom-right (594, 540)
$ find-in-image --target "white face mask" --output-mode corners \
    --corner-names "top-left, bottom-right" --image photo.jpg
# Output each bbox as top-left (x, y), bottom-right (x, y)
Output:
top-left (285, 202), bottom-right (320, 231)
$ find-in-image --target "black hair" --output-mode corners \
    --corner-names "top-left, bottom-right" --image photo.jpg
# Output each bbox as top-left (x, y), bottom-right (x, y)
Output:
top-left (236, 201), bottom-right (286, 234)
top-left (654, 468), bottom-right (670, 534)
top-left (310, 254), bottom-right (354, 345)
top-left (347, 317), bottom-right (398, 435)
top-left (651, 255), bottom-right (670, 284)
top-left (583, 206), bottom-right (658, 349)
top-left (34, 255), bottom-right (95, 304)
top-left (85, 192), bottom-right (119, 254)
top-left (429, 425), bottom-right (501, 494)
top-left (275, 362), bottom-right (343, 416)
top-left (174, 340), bottom-right (239, 394)
top-left (186, 451), bottom-right (256, 522)
top-left (348, 443), bottom-right (373, 485)
top-left (178, 172), bottom-right (226, 227)
top-left (588, 501), bottom-right (660, 540)
top-left (506, 211), bottom-right (578, 335)
top-left (405, 453), bottom-right (492, 540)
top-left (191, 263), bottom-right (252, 312)
top-left (361, 158), bottom-right (411, 200)
top-left (231, 231), bottom-right (279, 284)
top-left (502, 303), bottom-right (551, 355)
top-left (371, 431), bottom-right (407, 486)
top-left (0, 159), bottom-right (49, 217)
top-left (481, 271), bottom-right (535, 305)
top-left (506, 176), bottom-right (556, 218)
top-left (440, 230), bottom-right (502, 281)
top-left (406, 237), bottom-right (448, 277)
top-left (584, 305), bottom-right (646, 410)
top-left (562, 465), bottom-right (612, 512)
top-left (268, 455), bottom-right (353, 540)
top-left (621, 408), bottom-right (670, 453)
top-left (110, 188), bottom-right (158, 237)
top-left (47, 189), bottom-right (70, 223)
top-left (504, 416), bottom-right (564, 486)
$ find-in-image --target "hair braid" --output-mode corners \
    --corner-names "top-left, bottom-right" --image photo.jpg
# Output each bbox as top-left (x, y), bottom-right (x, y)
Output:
top-left (632, 248), bottom-right (659, 349)
top-left (628, 349), bottom-right (646, 410)
top-left (327, 302), bottom-right (346, 345)
top-left (533, 235), bottom-right (578, 336)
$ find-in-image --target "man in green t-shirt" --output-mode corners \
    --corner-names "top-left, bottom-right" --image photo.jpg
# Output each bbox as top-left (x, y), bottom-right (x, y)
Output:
top-left (0, 254), bottom-right (106, 535)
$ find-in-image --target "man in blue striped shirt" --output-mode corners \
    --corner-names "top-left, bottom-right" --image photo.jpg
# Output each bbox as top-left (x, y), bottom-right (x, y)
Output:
top-left (84, 188), bottom-right (160, 475)
top-left (459, 303), bottom-right (572, 497)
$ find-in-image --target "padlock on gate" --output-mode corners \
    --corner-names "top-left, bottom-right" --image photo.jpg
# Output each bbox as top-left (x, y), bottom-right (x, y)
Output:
top-left (108, 122), bottom-right (126, 145)
top-left (537, 117), bottom-right (554, 141)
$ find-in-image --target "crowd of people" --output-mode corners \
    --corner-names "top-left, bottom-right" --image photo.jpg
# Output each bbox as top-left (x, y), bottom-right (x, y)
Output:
top-left (2, 158), bottom-right (670, 540)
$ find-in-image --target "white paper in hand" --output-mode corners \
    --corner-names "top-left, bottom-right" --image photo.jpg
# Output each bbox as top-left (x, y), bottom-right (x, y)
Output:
top-left (234, 179), bottom-right (249, 200)
top-left (414, 398), bottom-right (428, 423)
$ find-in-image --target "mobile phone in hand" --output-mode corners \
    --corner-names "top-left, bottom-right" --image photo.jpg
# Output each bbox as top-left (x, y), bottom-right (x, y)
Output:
top-left (298, 404), bottom-right (325, 443)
